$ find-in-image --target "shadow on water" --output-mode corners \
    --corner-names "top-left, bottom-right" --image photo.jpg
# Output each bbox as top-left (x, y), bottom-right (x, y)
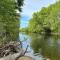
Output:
top-left (19, 33), bottom-right (60, 60)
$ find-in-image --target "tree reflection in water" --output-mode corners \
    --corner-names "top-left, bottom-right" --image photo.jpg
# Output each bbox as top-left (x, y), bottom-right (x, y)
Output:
top-left (30, 33), bottom-right (60, 60)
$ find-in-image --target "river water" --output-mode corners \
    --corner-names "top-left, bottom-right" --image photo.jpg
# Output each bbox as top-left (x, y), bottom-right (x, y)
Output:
top-left (19, 33), bottom-right (60, 60)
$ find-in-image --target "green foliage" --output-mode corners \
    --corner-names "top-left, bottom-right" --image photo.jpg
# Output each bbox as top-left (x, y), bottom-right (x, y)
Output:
top-left (28, 1), bottom-right (60, 33)
top-left (0, 0), bottom-right (23, 44)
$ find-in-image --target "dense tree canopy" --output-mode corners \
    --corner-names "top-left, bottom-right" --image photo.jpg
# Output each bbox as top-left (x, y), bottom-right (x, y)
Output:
top-left (27, 1), bottom-right (60, 33)
top-left (0, 0), bottom-right (23, 44)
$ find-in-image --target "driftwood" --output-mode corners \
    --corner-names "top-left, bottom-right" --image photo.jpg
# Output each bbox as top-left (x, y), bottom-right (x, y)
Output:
top-left (0, 40), bottom-right (32, 60)
top-left (0, 51), bottom-right (23, 60)
top-left (0, 45), bottom-right (29, 60)
top-left (0, 41), bottom-right (21, 58)
top-left (15, 45), bottom-right (28, 60)
top-left (0, 53), bottom-right (34, 60)
top-left (17, 56), bottom-right (34, 60)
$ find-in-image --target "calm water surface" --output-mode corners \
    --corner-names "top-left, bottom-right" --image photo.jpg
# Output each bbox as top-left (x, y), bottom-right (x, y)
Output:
top-left (19, 33), bottom-right (60, 60)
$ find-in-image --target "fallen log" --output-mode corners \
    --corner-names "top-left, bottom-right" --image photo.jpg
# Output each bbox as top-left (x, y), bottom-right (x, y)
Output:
top-left (0, 45), bottom-right (30, 60)
top-left (0, 54), bottom-right (34, 60)
top-left (0, 49), bottom-right (23, 60)
top-left (15, 45), bottom-right (29, 60)
top-left (0, 50), bottom-right (34, 60)
top-left (17, 56), bottom-right (34, 60)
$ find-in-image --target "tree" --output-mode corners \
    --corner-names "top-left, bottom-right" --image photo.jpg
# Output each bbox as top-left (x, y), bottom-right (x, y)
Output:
top-left (0, 0), bottom-right (24, 44)
top-left (27, 1), bottom-right (60, 33)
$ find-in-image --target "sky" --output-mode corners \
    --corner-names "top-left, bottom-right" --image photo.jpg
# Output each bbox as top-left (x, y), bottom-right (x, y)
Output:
top-left (20, 0), bottom-right (56, 28)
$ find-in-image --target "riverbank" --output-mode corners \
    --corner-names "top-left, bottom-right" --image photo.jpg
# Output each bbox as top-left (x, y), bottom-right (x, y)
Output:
top-left (0, 40), bottom-right (34, 60)
top-left (0, 53), bottom-right (34, 60)
top-left (0, 45), bottom-right (34, 60)
top-left (0, 41), bottom-right (21, 58)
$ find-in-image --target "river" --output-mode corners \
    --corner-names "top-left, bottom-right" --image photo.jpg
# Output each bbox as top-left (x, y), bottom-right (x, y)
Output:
top-left (19, 33), bottom-right (60, 60)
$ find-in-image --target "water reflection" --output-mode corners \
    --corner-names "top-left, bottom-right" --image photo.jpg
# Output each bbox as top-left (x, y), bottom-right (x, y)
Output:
top-left (19, 33), bottom-right (60, 60)
top-left (30, 33), bottom-right (60, 60)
